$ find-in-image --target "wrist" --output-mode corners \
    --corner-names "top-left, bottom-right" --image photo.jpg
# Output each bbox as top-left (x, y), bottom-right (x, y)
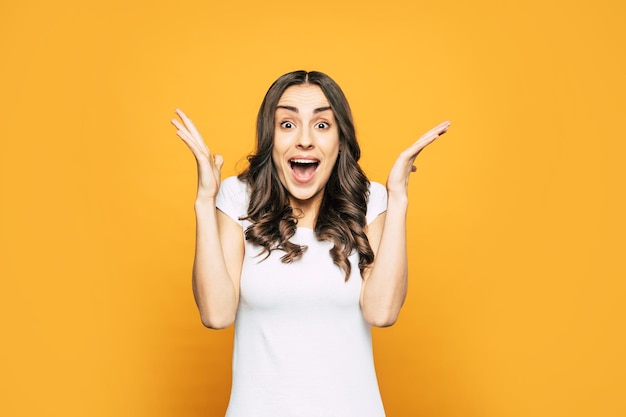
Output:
top-left (194, 196), bottom-right (217, 209)
top-left (386, 189), bottom-right (409, 206)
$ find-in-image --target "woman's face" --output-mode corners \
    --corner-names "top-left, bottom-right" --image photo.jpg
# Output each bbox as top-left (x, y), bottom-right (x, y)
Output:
top-left (272, 84), bottom-right (340, 208)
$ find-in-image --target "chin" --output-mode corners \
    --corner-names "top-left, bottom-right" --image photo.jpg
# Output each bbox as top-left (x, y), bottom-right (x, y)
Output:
top-left (287, 187), bottom-right (322, 203)
top-left (281, 178), bottom-right (326, 205)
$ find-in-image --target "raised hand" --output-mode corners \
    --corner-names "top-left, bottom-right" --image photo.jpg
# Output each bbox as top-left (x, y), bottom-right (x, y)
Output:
top-left (386, 121), bottom-right (450, 196)
top-left (171, 109), bottom-right (224, 201)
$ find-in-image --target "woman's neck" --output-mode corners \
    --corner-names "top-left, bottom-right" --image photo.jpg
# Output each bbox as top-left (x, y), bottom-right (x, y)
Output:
top-left (290, 192), bottom-right (323, 229)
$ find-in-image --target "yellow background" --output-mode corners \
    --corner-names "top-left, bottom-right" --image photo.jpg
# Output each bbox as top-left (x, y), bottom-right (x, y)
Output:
top-left (1, 0), bottom-right (624, 416)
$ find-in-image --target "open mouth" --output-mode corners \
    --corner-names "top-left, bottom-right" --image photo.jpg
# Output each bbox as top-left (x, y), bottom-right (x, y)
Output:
top-left (289, 158), bottom-right (319, 180)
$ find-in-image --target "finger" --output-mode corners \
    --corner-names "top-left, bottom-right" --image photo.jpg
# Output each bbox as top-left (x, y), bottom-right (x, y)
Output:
top-left (423, 120), bottom-right (451, 137)
top-left (171, 120), bottom-right (195, 144)
top-left (214, 154), bottom-right (224, 171)
top-left (172, 116), bottom-right (211, 155)
top-left (409, 121), bottom-right (451, 154)
top-left (173, 110), bottom-right (211, 156)
top-left (172, 124), bottom-right (193, 143)
top-left (175, 129), bottom-right (205, 156)
top-left (171, 118), bottom-right (191, 137)
top-left (174, 109), bottom-right (197, 135)
top-left (175, 109), bottom-right (204, 141)
top-left (402, 135), bottom-right (436, 159)
top-left (171, 118), bottom-right (200, 147)
top-left (172, 120), bottom-right (208, 156)
top-left (174, 108), bottom-right (192, 125)
top-left (413, 125), bottom-right (448, 149)
top-left (174, 109), bottom-right (191, 131)
top-left (417, 132), bottom-right (440, 146)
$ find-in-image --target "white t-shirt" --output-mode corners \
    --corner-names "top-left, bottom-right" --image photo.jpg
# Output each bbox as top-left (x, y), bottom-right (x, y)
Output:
top-left (216, 176), bottom-right (388, 417)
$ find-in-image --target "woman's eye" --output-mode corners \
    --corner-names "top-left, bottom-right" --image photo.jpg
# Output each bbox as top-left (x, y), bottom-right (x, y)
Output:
top-left (280, 121), bottom-right (294, 129)
top-left (316, 122), bottom-right (330, 129)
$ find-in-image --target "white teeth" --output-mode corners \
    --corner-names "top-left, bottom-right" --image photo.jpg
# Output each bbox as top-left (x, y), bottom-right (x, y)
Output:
top-left (290, 159), bottom-right (318, 164)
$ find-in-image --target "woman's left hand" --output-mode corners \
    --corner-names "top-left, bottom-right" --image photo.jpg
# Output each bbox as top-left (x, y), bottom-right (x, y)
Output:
top-left (386, 121), bottom-right (451, 196)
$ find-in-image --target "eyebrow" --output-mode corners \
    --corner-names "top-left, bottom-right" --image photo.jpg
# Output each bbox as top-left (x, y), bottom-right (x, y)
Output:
top-left (276, 105), bottom-right (332, 114)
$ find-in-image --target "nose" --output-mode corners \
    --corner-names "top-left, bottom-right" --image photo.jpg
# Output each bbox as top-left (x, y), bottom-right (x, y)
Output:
top-left (296, 127), bottom-right (314, 150)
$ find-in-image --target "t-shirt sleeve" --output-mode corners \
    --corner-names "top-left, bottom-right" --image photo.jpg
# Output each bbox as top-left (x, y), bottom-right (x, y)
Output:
top-left (215, 176), bottom-right (249, 226)
top-left (366, 181), bottom-right (388, 225)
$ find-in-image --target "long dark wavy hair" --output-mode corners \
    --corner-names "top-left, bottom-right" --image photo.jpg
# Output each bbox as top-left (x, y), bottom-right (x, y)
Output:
top-left (238, 70), bottom-right (374, 280)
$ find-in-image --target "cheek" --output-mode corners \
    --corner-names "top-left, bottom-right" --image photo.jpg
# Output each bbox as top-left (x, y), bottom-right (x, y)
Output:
top-left (272, 131), bottom-right (291, 152)
top-left (322, 148), bottom-right (340, 177)
top-left (326, 135), bottom-right (341, 162)
top-left (271, 148), bottom-right (281, 172)
top-left (329, 151), bottom-right (340, 171)
top-left (271, 142), bottom-right (288, 183)
top-left (271, 136), bottom-right (283, 165)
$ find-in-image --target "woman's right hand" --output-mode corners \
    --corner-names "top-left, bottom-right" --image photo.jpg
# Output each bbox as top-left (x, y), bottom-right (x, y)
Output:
top-left (171, 109), bottom-right (224, 201)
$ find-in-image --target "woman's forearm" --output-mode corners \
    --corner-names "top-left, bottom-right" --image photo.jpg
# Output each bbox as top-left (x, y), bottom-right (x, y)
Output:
top-left (361, 192), bottom-right (409, 327)
top-left (192, 199), bottom-right (239, 329)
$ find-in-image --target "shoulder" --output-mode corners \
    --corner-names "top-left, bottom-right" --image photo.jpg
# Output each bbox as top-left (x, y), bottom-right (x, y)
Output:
top-left (366, 181), bottom-right (387, 225)
top-left (368, 181), bottom-right (386, 199)
top-left (220, 175), bottom-right (248, 194)
top-left (216, 176), bottom-right (250, 223)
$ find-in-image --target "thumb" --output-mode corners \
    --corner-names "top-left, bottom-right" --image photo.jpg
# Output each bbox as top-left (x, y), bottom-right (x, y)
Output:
top-left (214, 154), bottom-right (224, 171)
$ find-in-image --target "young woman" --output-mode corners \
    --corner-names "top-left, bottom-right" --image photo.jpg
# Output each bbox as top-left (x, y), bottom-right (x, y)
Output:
top-left (172, 70), bottom-right (450, 417)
